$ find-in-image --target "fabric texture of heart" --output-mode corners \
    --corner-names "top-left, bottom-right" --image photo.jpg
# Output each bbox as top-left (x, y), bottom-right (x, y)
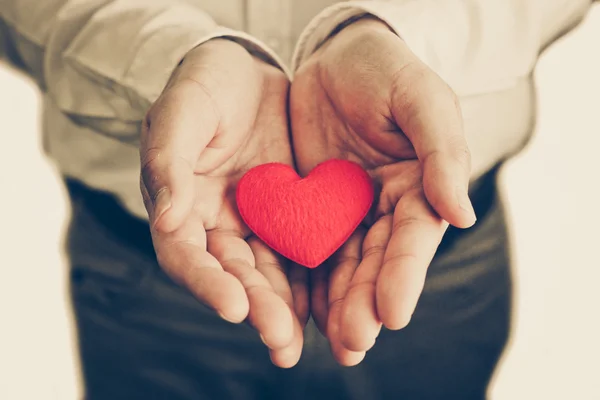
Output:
top-left (236, 159), bottom-right (374, 268)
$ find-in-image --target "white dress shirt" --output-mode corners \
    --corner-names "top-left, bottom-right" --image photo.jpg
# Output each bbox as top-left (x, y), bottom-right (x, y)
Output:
top-left (0, 0), bottom-right (594, 219)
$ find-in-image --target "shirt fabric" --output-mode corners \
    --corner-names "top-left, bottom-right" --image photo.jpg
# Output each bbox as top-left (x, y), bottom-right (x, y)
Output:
top-left (0, 0), bottom-right (594, 220)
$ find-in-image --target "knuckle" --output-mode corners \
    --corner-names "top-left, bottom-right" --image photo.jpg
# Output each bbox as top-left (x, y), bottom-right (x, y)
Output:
top-left (442, 83), bottom-right (459, 105)
top-left (454, 144), bottom-right (472, 171)
top-left (256, 259), bottom-right (284, 274)
top-left (139, 176), bottom-right (152, 210)
top-left (140, 147), bottom-right (165, 191)
top-left (390, 60), bottom-right (424, 86)
top-left (383, 252), bottom-right (419, 267)
top-left (438, 83), bottom-right (464, 122)
top-left (446, 135), bottom-right (472, 172)
top-left (334, 254), bottom-right (361, 267)
top-left (244, 283), bottom-right (271, 300)
top-left (390, 61), bottom-right (425, 104)
top-left (328, 295), bottom-right (345, 309)
top-left (426, 136), bottom-right (471, 175)
top-left (391, 214), bottom-right (428, 236)
top-left (362, 244), bottom-right (386, 259)
top-left (140, 147), bottom-right (161, 169)
top-left (221, 258), bottom-right (254, 281)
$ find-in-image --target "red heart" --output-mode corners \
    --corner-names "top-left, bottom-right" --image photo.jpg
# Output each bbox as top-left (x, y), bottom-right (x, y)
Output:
top-left (236, 159), bottom-right (374, 268)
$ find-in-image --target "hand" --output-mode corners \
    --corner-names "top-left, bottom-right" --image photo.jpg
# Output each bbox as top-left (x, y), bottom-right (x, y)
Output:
top-left (139, 39), bottom-right (308, 368)
top-left (290, 18), bottom-right (477, 365)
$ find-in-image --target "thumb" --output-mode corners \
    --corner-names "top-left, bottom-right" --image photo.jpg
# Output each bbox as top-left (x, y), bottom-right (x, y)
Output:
top-left (390, 62), bottom-right (476, 228)
top-left (140, 83), bottom-right (220, 233)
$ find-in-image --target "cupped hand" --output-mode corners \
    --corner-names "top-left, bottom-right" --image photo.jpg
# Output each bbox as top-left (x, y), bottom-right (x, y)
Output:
top-left (290, 18), bottom-right (477, 365)
top-left (139, 39), bottom-right (309, 368)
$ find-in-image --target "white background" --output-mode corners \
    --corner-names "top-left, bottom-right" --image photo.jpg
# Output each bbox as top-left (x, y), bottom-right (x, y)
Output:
top-left (1, 6), bottom-right (599, 400)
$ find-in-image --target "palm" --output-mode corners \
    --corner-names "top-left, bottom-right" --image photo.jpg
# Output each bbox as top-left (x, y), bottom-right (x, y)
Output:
top-left (194, 102), bottom-right (293, 243)
top-left (291, 60), bottom-right (422, 215)
top-left (290, 20), bottom-right (474, 366)
top-left (192, 96), bottom-right (297, 285)
top-left (141, 43), bottom-right (308, 368)
top-left (292, 62), bottom-right (435, 364)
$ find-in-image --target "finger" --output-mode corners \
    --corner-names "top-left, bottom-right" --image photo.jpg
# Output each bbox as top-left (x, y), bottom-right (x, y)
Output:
top-left (288, 263), bottom-right (310, 327)
top-left (249, 237), bottom-right (294, 307)
top-left (310, 266), bottom-right (330, 336)
top-left (328, 231), bottom-right (366, 366)
top-left (209, 232), bottom-right (294, 351)
top-left (248, 238), bottom-right (303, 368)
top-left (340, 216), bottom-right (392, 352)
top-left (376, 188), bottom-right (448, 330)
top-left (389, 59), bottom-right (475, 228)
top-left (150, 212), bottom-right (248, 323)
top-left (140, 82), bottom-right (220, 233)
top-left (328, 298), bottom-right (366, 366)
top-left (269, 313), bottom-right (304, 369)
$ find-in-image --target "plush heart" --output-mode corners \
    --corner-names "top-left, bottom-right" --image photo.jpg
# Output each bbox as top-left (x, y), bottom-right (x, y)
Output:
top-left (236, 159), bottom-right (374, 268)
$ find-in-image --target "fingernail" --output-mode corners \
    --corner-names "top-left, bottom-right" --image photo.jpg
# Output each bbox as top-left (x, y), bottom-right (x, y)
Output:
top-left (456, 188), bottom-right (477, 222)
top-left (218, 311), bottom-right (236, 324)
top-left (153, 188), bottom-right (171, 222)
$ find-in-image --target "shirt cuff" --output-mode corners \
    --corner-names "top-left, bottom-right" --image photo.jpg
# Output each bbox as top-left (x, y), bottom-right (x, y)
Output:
top-left (292, 1), bottom-right (414, 73)
top-left (54, 24), bottom-right (290, 130)
top-left (202, 28), bottom-right (292, 79)
top-left (292, 0), bottom-right (592, 94)
top-left (291, 0), bottom-right (521, 94)
top-left (123, 26), bottom-right (291, 110)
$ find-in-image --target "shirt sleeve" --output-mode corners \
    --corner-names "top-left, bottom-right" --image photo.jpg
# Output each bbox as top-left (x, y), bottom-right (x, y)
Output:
top-left (292, 0), bottom-right (595, 179)
top-left (0, 0), bottom-right (289, 145)
top-left (292, 0), bottom-right (594, 97)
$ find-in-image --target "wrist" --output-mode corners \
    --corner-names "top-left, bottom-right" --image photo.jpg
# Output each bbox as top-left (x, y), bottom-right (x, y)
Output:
top-left (186, 37), bottom-right (251, 63)
top-left (189, 38), bottom-right (283, 77)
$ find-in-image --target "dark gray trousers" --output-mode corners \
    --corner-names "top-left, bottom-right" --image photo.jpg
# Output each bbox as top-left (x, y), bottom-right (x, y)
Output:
top-left (66, 165), bottom-right (511, 400)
